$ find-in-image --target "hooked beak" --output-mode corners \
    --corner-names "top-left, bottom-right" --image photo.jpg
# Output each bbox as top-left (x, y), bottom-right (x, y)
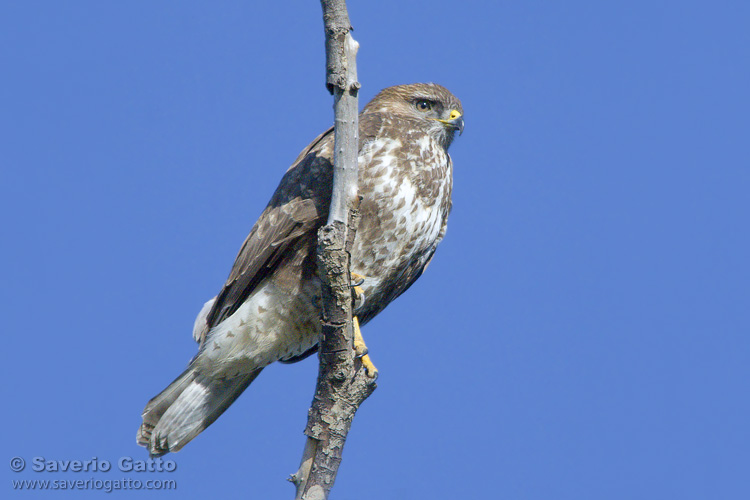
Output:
top-left (436, 109), bottom-right (464, 136)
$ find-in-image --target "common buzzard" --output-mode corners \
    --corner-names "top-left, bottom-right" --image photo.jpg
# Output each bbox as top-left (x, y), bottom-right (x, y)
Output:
top-left (137, 83), bottom-right (464, 456)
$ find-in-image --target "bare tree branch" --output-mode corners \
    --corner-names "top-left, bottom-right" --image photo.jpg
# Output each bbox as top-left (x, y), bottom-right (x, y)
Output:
top-left (321, 0), bottom-right (359, 228)
top-left (289, 2), bottom-right (376, 499)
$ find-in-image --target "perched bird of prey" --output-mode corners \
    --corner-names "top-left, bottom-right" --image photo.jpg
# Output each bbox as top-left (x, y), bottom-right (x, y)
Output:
top-left (137, 83), bottom-right (464, 456)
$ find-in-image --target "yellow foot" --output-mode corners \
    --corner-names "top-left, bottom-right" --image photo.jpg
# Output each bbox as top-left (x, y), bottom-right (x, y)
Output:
top-left (353, 316), bottom-right (378, 379)
top-left (360, 354), bottom-right (379, 379)
top-left (352, 317), bottom-right (368, 357)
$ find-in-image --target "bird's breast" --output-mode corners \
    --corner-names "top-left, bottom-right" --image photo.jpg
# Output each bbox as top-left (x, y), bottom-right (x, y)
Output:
top-left (350, 135), bottom-right (452, 299)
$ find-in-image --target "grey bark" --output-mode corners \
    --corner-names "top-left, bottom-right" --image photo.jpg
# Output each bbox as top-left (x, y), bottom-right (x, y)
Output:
top-left (289, 2), bottom-right (376, 499)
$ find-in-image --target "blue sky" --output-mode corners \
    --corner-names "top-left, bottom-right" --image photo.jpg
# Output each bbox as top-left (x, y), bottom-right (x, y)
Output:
top-left (2, 1), bottom-right (748, 498)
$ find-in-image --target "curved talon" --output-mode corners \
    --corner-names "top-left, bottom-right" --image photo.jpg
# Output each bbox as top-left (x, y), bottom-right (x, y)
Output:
top-left (353, 288), bottom-right (366, 310)
top-left (350, 272), bottom-right (367, 310)
top-left (354, 340), bottom-right (368, 357)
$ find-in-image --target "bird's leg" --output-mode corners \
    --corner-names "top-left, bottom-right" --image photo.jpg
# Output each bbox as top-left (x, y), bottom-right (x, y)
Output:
top-left (350, 272), bottom-right (368, 356)
top-left (350, 272), bottom-right (378, 379)
top-left (353, 317), bottom-right (378, 379)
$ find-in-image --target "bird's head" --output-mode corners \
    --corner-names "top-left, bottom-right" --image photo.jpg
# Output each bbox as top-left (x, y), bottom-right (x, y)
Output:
top-left (363, 83), bottom-right (464, 149)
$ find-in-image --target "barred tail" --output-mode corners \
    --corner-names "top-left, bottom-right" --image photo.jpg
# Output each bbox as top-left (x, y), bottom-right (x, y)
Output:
top-left (137, 367), bottom-right (261, 456)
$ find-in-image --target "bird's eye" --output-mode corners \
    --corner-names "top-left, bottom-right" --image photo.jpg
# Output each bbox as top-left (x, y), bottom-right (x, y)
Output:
top-left (415, 100), bottom-right (432, 112)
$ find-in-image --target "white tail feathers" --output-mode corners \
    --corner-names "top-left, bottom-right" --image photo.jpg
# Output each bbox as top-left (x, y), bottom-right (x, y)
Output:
top-left (137, 368), bottom-right (261, 456)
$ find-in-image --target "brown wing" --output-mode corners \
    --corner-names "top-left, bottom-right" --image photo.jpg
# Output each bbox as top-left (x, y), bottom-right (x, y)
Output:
top-left (200, 113), bottom-right (385, 344)
top-left (200, 128), bottom-right (335, 340)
